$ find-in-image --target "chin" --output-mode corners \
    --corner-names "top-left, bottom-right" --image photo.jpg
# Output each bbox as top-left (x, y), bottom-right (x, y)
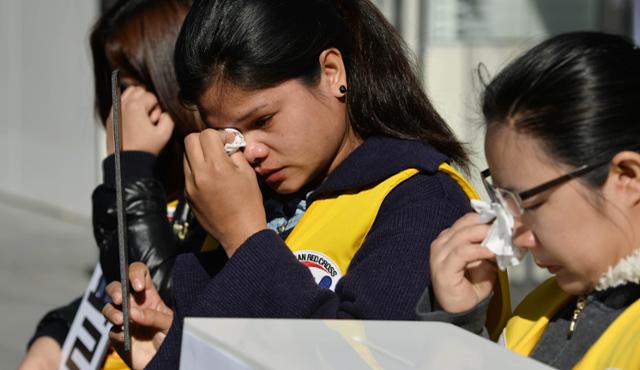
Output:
top-left (268, 180), bottom-right (300, 195)
top-left (555, 272), bottom-right (594, 295)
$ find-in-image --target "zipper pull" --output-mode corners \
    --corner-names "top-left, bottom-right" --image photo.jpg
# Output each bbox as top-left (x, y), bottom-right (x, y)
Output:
top-left (567, 296), bottom-right (586, 339)
top-left (172, 200), bottom-right (191, 241)
top-left (173, 221), bottom-right (190, 241)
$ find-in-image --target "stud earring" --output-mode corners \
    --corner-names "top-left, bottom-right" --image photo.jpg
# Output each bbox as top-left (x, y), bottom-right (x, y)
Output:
top-left (339, 85), bottom-right (347, 94)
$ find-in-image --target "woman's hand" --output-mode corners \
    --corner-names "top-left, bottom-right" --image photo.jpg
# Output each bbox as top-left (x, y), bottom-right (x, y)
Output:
top-left (430, 213), bottom-right (498, 313)
top-left (183, 129), bottom-right (266, 257)
top-left (106, 86), bottom-right (175, 156)
top-left (102, 262), bottom-right (173, 370)
top-left (17, 337), bottom-right (61, 370)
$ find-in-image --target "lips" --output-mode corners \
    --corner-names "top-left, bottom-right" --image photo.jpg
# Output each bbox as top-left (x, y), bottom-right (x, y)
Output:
top-left (257, 167), bottom-right (285, 186)
top-left (535, 260), bottom-right (562, 274)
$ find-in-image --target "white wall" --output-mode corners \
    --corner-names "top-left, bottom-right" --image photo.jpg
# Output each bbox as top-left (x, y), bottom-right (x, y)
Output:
top-left (0, 0), bottom-right (100, 218)
top-left (423, 0), bottom-right (600, 186)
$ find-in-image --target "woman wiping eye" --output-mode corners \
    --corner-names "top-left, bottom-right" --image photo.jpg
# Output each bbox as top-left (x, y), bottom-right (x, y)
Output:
top-left (419, 31), bottom-right (640, 370)
top-left (99, 1), bottom-right (508, 369)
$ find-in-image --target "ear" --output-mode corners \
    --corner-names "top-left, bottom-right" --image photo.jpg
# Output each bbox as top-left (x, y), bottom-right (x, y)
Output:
top-left (318, 48), bottom-right (347, 99)
top-left (604, 151), bottom-right (640, 209)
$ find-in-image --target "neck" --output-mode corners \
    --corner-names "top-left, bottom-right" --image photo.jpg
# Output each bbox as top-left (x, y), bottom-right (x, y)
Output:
top-left (326, 129), bottom-right (363, 178)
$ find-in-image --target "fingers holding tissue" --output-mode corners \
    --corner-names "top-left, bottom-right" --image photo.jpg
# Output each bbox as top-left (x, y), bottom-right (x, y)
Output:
top-left (429, 199), bottom-right (528, 314)
top-left (430, 213), bottom-right (498, 313)
top-left (183, 128), bottom-right (266, 257)
top-left (470, 199), bottom-right (527, 270)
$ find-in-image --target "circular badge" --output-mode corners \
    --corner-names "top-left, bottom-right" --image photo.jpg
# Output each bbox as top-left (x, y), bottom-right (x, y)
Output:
top-left (294, 250), bottom-right (343, 291)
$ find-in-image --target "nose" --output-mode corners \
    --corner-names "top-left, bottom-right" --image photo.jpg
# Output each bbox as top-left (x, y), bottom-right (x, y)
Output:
top-left (242, 137), bottom-right (269, 166)
top-left (511, 218), bottom-right (537, 250)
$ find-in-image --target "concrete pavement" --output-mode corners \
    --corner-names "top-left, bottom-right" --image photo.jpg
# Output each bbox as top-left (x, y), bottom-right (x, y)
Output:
top-left (0, 201), bottom-right (96, 369)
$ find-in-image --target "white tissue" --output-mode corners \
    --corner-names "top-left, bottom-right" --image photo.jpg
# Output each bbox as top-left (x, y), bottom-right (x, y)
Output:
top-left (221, 128), bottom-right (246, 155)
top-left (470, 199), bottom-right (527, 270)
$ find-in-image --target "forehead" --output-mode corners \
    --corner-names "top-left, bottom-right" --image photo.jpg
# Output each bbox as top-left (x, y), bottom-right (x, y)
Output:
top-left (484, 125), bottom-right (560, 191)
top-left (198, 81), bottom-right (300, 123)
top-left (197, 79), bottom-right (320, 127)
top-left (198, 82), bottom-right (264, 117)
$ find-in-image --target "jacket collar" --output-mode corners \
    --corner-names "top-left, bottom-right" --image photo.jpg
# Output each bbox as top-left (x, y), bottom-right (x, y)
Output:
top-left (596, 248), bottom-right (640, 291)
top-left (309, 136), bottom-right (449, 202)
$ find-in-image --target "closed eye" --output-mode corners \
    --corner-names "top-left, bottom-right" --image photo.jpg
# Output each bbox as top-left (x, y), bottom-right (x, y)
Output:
top-left (253, 115), bottom-right (273, 129)
top-left (523, 202), bottom-right (543, 212)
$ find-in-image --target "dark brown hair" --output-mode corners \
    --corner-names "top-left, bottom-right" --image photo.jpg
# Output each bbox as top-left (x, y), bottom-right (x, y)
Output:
top-left (91, 0), bottom-right (200, 198)
top-left (175, 0), bottom-right (469, 169)
top-left (482, 32), bottom-right (640, 188)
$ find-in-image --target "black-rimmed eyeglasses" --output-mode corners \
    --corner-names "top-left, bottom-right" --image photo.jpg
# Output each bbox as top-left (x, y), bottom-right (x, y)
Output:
top-left (481, 160), bottom-right (610, 218)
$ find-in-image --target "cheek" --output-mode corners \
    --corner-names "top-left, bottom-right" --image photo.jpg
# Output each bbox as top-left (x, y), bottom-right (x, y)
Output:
top-left (523, 208), bottom-right (583, 263)
top-left (529, 208), bottom-right (612, 291)
top-left (279, 118), bottom-right (337, 164)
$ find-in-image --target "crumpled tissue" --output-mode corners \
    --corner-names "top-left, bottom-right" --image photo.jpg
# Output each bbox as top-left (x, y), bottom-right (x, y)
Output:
top-left (471, 199), bottom-right (527, 270)
top-left (221, 128), bottom-right (246, 155)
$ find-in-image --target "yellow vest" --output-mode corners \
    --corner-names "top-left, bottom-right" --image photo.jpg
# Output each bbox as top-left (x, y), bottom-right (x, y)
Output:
top-left (104, 164), bottom-right (511, 368)
top-left (286, 164), bottom-right (510, 340)
top-left (505, 277), bottom-right (640, 369)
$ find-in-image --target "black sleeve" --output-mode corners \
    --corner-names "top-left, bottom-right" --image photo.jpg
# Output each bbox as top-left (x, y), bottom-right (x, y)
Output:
top-left (27, 297), bottom-right (82, 349)
top-left (28, 152), bottom-right (215, 350)
top-left (92, 151), bottom-right (182, 305)
top-left (162, 172), bottom-right (472, 320)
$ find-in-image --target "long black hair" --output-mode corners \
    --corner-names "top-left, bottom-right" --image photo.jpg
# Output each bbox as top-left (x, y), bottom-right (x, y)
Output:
top-left (174, 0), bottom-right (468, 167)
top-left (483, 31), bottom-right (640, 187)
top-left (91, 0), bottom-right (200, 198)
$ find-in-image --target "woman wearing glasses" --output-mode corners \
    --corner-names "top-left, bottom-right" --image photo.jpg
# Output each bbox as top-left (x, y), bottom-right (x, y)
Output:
top-left (418, 32), bottom-right (640, 369)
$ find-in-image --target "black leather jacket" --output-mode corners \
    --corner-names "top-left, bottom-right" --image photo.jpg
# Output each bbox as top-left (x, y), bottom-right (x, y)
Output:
top-left (28, 152), bottom-right (221, 348)
top-left (93, 178), bottom-right (207, 305)
top-left (94, 151), bottom-right (214, 305)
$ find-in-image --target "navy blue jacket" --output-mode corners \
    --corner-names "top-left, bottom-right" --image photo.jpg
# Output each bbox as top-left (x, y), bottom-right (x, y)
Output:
top-left (145, 136), bottom-right (471, 369)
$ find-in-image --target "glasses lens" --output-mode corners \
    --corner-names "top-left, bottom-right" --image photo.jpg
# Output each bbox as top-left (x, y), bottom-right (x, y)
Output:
top-left (497, 189), bottom-right (522, 218)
